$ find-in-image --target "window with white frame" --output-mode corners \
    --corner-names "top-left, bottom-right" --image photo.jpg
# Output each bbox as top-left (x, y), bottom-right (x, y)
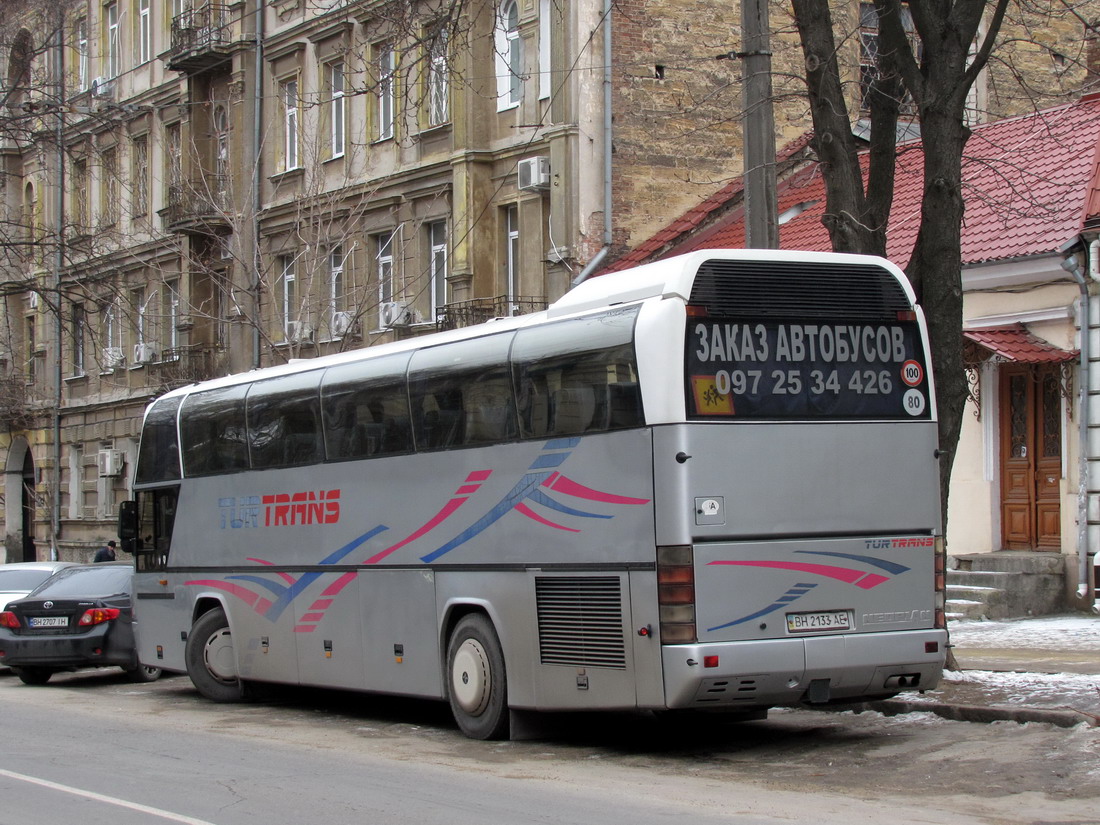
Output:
top-left (72, 303), bottom-right (86, 376)
top-left (106, 2), bottom-right (120, 78)
top-left (326, 61), bottom-right (345, 158)
top-left (538, 0), bottom-right (550, 100)
top-left (281, 77), bottom-right (301, 170)
top-left (76, 17), bottom-right (89, 91)
top-left (329, 243), bottom-right (346, 329)
top-left (504, 205), bottom-right (519, 311)
top-left (137, 0), bottom-right (151, 64)
top-left (376, 43), bottom-right (395, 140)
top-left (132, 135), bottom-right (148, 216)
top-left (101, 299), bottom-right (124, 369)
top-left (375, 232), bottom-right (394, 324)
top-left (428, 221), bottom-right (447, 320)
top-left (495, 0), bottom-right (522, 111)
top-left (277, 255), bottom-right (297, 337)
top-left (132, 287), bottom-right (147, 348)
top-left (427, 26), bottom-right (449, 126)
top-left (163, 279), bottom-right (179, 354)
top-left (213, 104), bottom-right (229, 198)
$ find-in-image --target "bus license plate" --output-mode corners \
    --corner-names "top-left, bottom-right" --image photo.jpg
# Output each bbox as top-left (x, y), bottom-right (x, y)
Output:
top-left (28, 616), bottom-right (68, 628)
top-left (786, 610), bottom-right (850, 633)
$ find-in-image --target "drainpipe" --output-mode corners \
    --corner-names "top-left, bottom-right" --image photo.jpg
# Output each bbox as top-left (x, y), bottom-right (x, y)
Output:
top-left (51, 15), bottom-right (66, 560)
top-left (1088, 238), bottom-right (1100, 612)
top-left (1063, 242), bottom-right (1100, 612)
top-left (251, 0), bottom-right (265, 369)
top-left (570, 0), bottom-right (612, 289)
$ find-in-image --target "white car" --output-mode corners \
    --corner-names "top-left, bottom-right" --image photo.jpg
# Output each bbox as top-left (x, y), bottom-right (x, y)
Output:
top-left (0, 562), bottom-right (78, 612)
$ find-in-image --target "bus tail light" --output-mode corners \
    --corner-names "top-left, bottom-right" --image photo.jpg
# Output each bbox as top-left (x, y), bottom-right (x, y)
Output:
top-left (658, 545), bottom-right (697, 643)
top-left (934, 536), bottom-right (946, 629)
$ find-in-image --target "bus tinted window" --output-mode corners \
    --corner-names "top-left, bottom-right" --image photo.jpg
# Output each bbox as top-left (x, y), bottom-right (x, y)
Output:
top-left (247, 371), bottom-right (324, 469)
top-left (511, 307), bottom-right (643, 438)
top-left (409, 333), bottom-right (516, 450)
top-left (321, 352), bottom-right (413, 460)
top-left (180, 385), bottom-right (249, 476)
top-left (135, 396), bottom-right (182, 484)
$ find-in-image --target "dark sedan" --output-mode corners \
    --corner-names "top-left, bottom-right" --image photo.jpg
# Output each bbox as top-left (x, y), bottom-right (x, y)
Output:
top-left (0, 562), bottom-right (161, 686)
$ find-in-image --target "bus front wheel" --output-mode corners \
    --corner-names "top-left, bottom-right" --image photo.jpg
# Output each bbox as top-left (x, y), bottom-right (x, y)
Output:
top-left (446, 614), bottom-right (509, 740)
top-left (185, 608), bottom-right (243, 703)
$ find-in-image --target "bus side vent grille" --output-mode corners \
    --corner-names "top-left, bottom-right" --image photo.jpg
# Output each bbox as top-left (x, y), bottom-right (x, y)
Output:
top-left (536, 577), bottom-right (626, 669)
top-left (691, 260), bottom-right (911, 321)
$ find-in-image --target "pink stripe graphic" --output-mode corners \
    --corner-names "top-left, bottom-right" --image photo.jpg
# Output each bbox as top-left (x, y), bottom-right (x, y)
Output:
top-left (322, 571), bottom-right (357, 597)
top-left (185, 580), bottom-right (265, 607)
top-left (708, 560), bottom-right (889, 588)
top-left (246, 558), bottom-right (297, 584)
top-left (549, 474), bottom-right (651, 505)
top-left (514, 502), bottom-right (580, 532)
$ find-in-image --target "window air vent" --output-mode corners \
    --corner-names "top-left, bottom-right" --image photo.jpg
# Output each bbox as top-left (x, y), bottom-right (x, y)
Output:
top-left (536, 576), bottom-right (626, 669)
top-left (689, 259), bottom-right (911, 321)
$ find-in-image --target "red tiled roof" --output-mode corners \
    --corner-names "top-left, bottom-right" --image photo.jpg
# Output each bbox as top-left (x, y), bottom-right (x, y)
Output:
top-left (963, 324), bottom-right (1077, 363)
top-left (614, 95), bottom-right (1100, 271)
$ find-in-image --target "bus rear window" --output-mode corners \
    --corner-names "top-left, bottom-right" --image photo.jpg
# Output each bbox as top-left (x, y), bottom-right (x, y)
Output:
top-left (686, 319), bottom-right (931, 420)
top-left (135, 396), bottom-right (182, 484)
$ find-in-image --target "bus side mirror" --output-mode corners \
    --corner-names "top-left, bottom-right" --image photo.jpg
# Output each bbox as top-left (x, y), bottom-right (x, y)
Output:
top-left (118, 500), bottom-right (139, 554)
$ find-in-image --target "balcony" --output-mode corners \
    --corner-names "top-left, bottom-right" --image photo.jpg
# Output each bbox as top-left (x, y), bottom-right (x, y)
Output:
top-left (167, 4), bottom-right (233, 73)
top-left (162, 176), bottom-right (232, 235)
top-left (436, 295), bottom-right (547, 330)
top-left (151, 345), bottom-right (229, 390)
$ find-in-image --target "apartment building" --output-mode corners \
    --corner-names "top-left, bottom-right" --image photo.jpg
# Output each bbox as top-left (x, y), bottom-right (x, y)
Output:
top-left (2, 0), bottom-right (1096, 562)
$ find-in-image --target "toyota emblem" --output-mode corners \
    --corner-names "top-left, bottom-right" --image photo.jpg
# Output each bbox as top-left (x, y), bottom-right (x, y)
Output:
top-left (42, 601), bottom-right (54, 609)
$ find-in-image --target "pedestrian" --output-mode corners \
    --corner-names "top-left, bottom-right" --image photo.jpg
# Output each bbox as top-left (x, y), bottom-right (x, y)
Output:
top-left (93, 540), bottom-right (117, 563)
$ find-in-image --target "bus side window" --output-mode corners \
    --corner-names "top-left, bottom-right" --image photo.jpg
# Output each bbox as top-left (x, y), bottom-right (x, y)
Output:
top-left (321, 353), bottom-right (413, 462)
top-left (247, 372), bottom-right (324, 470)
top-left (181, 387), bottom-right (249, 476)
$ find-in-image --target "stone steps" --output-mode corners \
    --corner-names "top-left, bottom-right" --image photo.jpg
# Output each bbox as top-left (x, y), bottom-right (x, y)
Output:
top-left (945, 552), bottom-right (1065, 620)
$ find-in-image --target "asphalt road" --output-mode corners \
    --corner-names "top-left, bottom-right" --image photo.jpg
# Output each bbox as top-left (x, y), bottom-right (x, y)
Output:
top-left (1, 667), bottom-right (1097, 825)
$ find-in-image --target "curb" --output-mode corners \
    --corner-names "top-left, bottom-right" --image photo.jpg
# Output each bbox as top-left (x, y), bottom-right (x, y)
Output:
top-left (836, 698), bottom-right (1097, 728)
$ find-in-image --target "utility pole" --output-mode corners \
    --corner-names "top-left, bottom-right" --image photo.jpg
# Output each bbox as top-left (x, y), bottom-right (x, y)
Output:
top-left (741, 0), bottom-right (778, 249)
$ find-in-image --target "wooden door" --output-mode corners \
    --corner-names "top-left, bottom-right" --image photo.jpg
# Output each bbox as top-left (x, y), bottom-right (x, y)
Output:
top-left (1000, 365), bottom-right (1062, 550)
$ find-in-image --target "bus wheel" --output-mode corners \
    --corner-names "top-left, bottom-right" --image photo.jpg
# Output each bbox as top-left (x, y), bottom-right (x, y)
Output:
top-left (185, 608), bottom-right (243, 702)
top-left (446, 614), bottom-right (509, 740)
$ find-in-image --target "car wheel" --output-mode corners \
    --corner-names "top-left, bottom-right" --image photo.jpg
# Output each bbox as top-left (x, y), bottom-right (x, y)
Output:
top-left (124, 663), bottom-right (163, 683)
top-left (185, 608), bottom-right (244, 702)
top-left (15, 667), bottom-right (53, 686)
top-left (446, 613), bottom-right (509, 740)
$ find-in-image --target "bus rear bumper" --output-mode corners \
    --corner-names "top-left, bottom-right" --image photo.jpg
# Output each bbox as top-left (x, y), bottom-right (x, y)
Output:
top-left (660, 629), bottom-right (947, 710)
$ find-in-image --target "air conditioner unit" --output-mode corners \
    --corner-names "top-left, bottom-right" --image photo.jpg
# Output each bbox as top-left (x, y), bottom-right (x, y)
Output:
top-left (97, 449), bottom-right (125, 477)
top-left (379, 301), bottom-right (413, 327)
top-left (133, 343), bottom-right (158, 364)
top-left (517, 156), bottom-right (550, 191)
top-left (102, 346), bottom-right (125, 370)
top-left (331, 311), bottom-right (356, 337)
top-left (89, 76), bottom-right (114, 98)
top-left (286, 320), bottom-right (313, 343)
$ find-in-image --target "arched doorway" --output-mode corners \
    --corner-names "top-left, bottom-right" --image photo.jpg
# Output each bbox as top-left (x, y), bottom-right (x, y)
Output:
top-left (21, 449), bottom-right (37, 561)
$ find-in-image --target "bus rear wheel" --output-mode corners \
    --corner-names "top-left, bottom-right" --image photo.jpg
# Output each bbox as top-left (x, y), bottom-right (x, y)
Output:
top-left (446, 614), bottom-right (509, 740)
top-left (185, 608), bottom-right (243, 702)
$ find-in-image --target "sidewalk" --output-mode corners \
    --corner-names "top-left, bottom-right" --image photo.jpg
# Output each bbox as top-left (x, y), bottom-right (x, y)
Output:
top-left (853, 615), bottom-right (1100, 727)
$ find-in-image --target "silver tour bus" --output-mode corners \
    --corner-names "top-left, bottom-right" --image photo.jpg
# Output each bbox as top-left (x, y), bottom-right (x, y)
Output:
top-left (120, 249), bottom-right (947, 739)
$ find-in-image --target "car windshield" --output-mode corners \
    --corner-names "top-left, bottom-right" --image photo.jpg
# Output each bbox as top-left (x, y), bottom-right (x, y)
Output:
top-left (0, 569), bottom-right (58, 591)
top-left (28, 566), bottom-right (131, 598)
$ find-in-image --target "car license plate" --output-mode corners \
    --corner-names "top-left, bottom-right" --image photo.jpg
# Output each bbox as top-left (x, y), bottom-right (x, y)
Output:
top-left (28, 616), bottom-right (68, 628)
top-left (786, 610), bottom-right (850, 633)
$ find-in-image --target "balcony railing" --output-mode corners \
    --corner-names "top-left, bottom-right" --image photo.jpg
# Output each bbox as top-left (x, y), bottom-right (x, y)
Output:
top-left (0, 372), bottom-right (38, 431)
top-left (436, 295), bottom-right (547, 330)
top-left (151, 344), bottom-right (229, 389)
top-left (167, 4), bottom-right (232, 73)
top-left (163, 176), bottom-right (231, 234)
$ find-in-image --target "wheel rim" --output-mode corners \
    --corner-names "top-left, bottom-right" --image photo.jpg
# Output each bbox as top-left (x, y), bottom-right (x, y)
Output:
top-left (203, 627), bottom-right (238, 684)
top-left (451, 638), bottom-right (491, 716)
